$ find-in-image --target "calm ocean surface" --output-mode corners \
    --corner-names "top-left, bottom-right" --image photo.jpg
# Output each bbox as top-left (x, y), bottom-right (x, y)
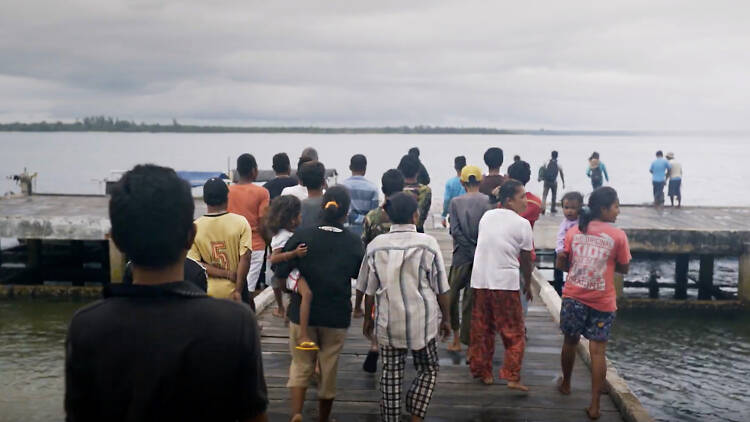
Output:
top-left (1, 132), bottom-right (749, 206)
top-left (1, 132), bottom-right (750, 421)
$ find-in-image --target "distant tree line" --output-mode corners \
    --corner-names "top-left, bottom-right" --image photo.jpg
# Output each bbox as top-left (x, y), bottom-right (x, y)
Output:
top-left (0, 115), bottom-right (639, 136)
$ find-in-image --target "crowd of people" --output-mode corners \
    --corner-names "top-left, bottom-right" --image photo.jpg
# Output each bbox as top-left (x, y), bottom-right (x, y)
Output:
top-left (65, 145), bottom-right (639, 422)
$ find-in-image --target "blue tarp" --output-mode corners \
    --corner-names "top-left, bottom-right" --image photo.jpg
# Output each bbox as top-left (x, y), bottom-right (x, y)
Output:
top-left (176, 171), bottom-right (229, 187)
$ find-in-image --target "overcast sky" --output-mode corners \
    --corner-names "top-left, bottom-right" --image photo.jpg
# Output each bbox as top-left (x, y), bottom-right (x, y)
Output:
top-left (1, 0), bottom-right (749, 130)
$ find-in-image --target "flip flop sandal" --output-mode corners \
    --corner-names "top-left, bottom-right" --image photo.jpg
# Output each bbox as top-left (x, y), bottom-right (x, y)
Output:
top-left (295, 341), bottom-right (320, 351)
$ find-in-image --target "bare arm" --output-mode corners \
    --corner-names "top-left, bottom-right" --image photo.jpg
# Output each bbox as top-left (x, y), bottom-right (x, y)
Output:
top-left (556, 251), bottom-right (570, 272)
top-left (437, 292), bottom-right (451, 339)
top-left (269, 245), bottom-right (306, 265)
top-left (520, 250), bottom-right (533, 301)
top-left (233, 251), bottom-right (251, 301)
top-left (204, 263), bottom-right (234, 281)
top-left (363, 294), bottom-right (376, 340)
top-left (559, 167), bottom-right (565, 186)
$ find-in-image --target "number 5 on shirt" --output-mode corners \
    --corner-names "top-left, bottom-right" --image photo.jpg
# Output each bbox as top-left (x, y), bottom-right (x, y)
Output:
top-left (211, 241), bottom-right (228, 269)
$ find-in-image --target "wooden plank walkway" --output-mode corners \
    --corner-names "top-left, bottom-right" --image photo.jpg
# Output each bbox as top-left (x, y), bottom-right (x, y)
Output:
top-left (258, 229), bottom-right (624, 421)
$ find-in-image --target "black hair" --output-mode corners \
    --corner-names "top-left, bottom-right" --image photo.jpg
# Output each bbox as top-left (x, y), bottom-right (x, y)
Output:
top-left (237, 153), bottom-right (257, 178)
top-left (483, 147), bottom-right (504, 169)
top-left (454, 156), bottom-right (466, 172)
top-left (350, 154), bottom-right (367, 173)
top-left (408, 147), bottom-right (420, 157)
top-left (513, 155), bottom-right (520, 162)
top-left (656, 150), bottom-right (663, 157)
top-left (272, 152), bottom-right (291, 174)
top-left (381, 169), bottom-right (405, 197)
top-left (561, 191), bottom-right (584, 207)
top-left (298, 161), bottom-right (326, 190)
top-left (109, 164), bottom-right (194, 269)
top-left (297, 155), bottom-right (313, 174)
top-left (507, 160), bottom-right (531, 185)
top-left (551, 150), bottom-right (558, 159)
top-left (579, 187), bottom-right (619, 233)
top-left (397, 154), bottom-right (421, 179)
top-left (263, 195), bottom-right (301, 237)
top-left (590, 151), bottom-right (600, 160)
top-left (384, 191), bottom-right (418, 225)
top-left (203, 178), bottom-right (229, 206)
top-left (321, 185), bottom-right (350, 225)
top-left (498, 179), bottom-right (523, 205)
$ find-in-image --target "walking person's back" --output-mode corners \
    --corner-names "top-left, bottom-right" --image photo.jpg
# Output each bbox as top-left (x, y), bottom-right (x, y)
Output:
top-left (65, 164), bottom-right (268, 422)
top-left (398, 154), bottom-right (432, 232)
top-left (358, 192), bottom-right (451, 421)
top-left (340, 154), bottom-right (379, 236)
top-left (541, 150), bottom-right (565, 214)
top-left (649, 150), bottom-right (672, 207)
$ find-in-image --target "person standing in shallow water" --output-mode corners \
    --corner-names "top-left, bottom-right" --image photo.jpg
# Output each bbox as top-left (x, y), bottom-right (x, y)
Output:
top-left (666, 152), bottom-right (683, 207)
top-left (649, 150), bottom-right (671, 208)
top-left (555, 186), bottom-right (631, 420)
top-left (586, 152), bottom-right (609, 190)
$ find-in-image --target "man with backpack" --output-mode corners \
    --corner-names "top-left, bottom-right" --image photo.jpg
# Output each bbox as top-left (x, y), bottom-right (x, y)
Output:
top-left (540, 150), bottom-right (565, 214)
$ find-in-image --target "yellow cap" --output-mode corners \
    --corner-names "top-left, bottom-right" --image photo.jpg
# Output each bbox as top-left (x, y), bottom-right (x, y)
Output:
top-left (460, 165), bottom-right (483, 183)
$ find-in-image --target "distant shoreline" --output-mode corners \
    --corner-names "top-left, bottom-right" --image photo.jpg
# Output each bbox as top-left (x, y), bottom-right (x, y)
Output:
top-left (0, 117), bottom-right (742, 136)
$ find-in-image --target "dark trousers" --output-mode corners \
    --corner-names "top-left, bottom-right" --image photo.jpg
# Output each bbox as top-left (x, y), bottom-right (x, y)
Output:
top-left (553, 251), bottom-right (564, 296)
top-left (542, 181), bottom-right (558, 212)
top-left (653, 181), bottom-right (665, 205)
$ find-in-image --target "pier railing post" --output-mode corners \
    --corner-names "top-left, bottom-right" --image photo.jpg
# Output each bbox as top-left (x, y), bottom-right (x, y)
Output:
top-left (674, 254), bottom-right (689, 299)
top-left (739, 242), bottom-right (750, 305)
top-left (698, 255), bottom-right (714, 300)
top-left (108, 238), bottom-right (125, 283)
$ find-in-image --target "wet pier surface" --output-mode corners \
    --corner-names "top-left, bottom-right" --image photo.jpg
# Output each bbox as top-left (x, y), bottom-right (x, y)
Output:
top-left (258, 230), bottom-right (624, 421)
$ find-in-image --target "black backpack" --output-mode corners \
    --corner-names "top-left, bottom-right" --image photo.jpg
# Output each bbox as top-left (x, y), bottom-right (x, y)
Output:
top-left (590, 166), bottom-right (603, 185)
top-left (544, 159), bottom-right (559, 182)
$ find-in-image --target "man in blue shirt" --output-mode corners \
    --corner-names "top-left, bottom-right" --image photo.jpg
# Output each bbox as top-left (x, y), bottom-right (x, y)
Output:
top-left (442, 155), bottom-right (467, 227)
top-left (649, 150), bottom-right (672, 208)
top-left (341, 154), bottom-right (379, 236)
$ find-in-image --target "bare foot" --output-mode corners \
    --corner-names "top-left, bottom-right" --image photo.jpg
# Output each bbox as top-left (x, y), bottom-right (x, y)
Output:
top-left (272, 307), bottom-right (285, 318)
top-left (352, 308), bottom-right (364, 318)
top-left (507, 381), bottom-right (529, 392)
top-left (481, 376), bottom-right (494, 385)
top-left (585, 407), bottom-right (600, 420)
top-left (556, 376), bottom-right (571, 395)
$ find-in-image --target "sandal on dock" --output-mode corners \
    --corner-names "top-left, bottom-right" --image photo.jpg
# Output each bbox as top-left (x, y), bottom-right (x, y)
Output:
top-left (295, 341), bottom-right (319, 351)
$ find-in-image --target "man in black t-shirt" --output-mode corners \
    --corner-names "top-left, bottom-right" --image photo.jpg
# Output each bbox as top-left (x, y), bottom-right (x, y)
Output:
top-left (263, 152), bottom-right (298, 199)
top-left (65, 164), bottom-right (268, 422)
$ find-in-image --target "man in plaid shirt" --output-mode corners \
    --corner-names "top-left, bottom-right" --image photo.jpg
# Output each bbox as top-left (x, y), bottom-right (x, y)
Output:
top-left (357, 192), bottom-right (451, 422)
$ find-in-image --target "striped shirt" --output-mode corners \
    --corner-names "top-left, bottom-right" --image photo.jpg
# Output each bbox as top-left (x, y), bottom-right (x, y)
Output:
top-left (356, 224), bottom-right (450, 350)
top-left (340, 176), bottom-right (380, 231)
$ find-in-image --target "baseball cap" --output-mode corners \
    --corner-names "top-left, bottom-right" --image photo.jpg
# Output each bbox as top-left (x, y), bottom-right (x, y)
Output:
top-left (460, 165), bottom-right (483, 183)
top-left (203, 177), bottom-right (229, 206)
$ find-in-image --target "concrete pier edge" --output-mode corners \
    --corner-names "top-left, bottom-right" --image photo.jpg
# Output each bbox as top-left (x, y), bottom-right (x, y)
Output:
top-left (531, 269), bottom-right (655, 422)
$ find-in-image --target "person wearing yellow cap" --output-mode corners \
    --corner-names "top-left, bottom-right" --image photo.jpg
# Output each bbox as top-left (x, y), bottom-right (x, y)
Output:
top-left (446, 165), bottom-right (492, 351)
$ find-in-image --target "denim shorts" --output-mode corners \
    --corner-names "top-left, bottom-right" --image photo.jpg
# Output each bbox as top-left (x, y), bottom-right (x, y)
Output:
top-left (559, 298), bottom-right (615, 342)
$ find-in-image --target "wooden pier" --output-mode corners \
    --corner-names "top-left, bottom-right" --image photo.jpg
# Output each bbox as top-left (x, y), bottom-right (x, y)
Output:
top-left (256, 229), bottom-right (644, 422)
top-left (1, 195), bottom-right (750, 306)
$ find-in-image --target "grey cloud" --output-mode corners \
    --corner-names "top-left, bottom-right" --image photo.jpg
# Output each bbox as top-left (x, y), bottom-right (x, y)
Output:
top-left (1, 0), bottom-right (749, 129)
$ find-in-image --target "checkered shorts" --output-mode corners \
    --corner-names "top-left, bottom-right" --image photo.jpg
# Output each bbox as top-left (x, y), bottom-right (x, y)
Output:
top-left (379, 338), bottom-right (439, 421)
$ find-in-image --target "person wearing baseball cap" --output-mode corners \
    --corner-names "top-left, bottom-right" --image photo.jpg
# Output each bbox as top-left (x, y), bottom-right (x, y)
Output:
top-left (445, 164), bottom-right (492, 351)
top-left (666, 152), bottom-right (683, 207)
top-left (188, 177), bottom-right (254, 304)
